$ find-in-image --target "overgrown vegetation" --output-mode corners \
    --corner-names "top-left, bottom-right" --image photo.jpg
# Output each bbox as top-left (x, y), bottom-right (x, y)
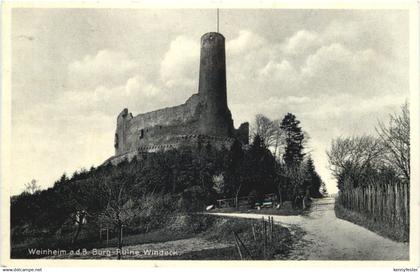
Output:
top-left (175, 215), bottom-right (296, 260)
top-left (44, 214), bottom-right (298, 260)
top-left (328, 103), bottom-right (410, 241)
top-left (334, 203), bottom-right (407, 242)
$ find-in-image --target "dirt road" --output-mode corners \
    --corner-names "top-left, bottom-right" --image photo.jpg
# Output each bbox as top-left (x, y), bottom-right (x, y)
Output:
top-left (211, 197), bottom-right (409, 260)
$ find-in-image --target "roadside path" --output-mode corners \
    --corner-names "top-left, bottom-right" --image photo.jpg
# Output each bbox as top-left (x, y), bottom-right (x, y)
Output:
top-left (210, 197), bottom-right (409, 260)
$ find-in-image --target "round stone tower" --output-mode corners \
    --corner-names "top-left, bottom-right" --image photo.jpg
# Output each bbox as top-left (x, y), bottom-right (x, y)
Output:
top-left (198, 32), bottom-right (234, 137)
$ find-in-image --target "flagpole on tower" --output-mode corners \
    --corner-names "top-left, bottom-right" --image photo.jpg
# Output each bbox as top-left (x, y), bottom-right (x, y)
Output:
top-left (217, 8), bottom-right (219, 33)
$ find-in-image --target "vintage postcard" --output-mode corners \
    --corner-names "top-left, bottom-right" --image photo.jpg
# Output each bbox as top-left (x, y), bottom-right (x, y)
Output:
top-left (1, 0), bottom-right (419, 270)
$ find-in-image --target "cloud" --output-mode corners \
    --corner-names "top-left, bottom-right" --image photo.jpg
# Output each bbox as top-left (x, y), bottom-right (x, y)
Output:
top-left (68, 50), bottom-right (140, 89)
top-left (282, 30), bottom-right (320, 56)
top-left (125, 76), bottom-right (141, 96)
top-left (301, 43), bottom-right (379, 77)
top-left (227, 30), bottom-right (266, 55)
top-left (53, 27), bottom-right (411, 196)
top-left (160, 35), bottom-right (199, 88)
top-left (302, 43), bottom-right (351, 76)
top-left (226, 27), bottom-right (401, 101)
top-left (59, 76), bottom-right (164, 117)
top-left (12, 103), bottom-right (116, 194)
top-left (11, 12), bottom-right (409, 195)
top-left (223, 25), bottom-right (408, 194)
top-left (223, 25), bottom-right (407, 123)
top-left (62, 36), bottom-right (204, 118)
top-left (258, 59), bottom-right (297, 82)
top-left (63, 44), bottom-right (199, 118)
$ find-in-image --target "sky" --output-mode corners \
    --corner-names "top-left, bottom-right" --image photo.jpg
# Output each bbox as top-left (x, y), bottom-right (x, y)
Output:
top-left (11, 8), bottom-right (409, 195)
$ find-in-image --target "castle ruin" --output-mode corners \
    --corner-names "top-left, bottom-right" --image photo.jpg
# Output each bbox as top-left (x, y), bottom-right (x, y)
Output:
top-left (107, 32), bottom-right (249, 164)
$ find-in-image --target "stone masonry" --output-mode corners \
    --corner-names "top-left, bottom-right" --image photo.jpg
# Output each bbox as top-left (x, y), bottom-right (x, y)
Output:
top-left (107, 32), bottom-right (249, 164)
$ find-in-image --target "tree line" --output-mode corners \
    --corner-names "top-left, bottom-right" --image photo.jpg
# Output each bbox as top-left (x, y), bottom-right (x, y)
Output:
top-left (327, 103), bottom-right (410, 241)
top-left (11, 111), bottom-right (325, 252)
top-left (249, 112), bottom-right (326, 202)
top-left (327, 102), bottom-right (410, 192)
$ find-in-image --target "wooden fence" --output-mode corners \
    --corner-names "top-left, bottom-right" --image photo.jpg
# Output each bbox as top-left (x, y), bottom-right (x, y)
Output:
top-left (233, 216), bottom-right (276, 260)
top-left (337, 182), bottom-right (409, 232)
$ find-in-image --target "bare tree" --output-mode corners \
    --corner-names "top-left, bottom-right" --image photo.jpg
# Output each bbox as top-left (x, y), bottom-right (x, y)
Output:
top-left (71, 210), bottom-right (90, 244)
top-left (251, 114), bottom-right (284, 158)
top-left (24, 179), bottom-right (41, 194)
top-left (327, 135), bottom-right (384, 180)
top-left (376, 102), bottom-right (410, 181)
top-left (252, 114), bottom-right (276, 145)
top-left (234, 183), bottom-right (243, 209)
top-left (271, 119), bottom-right (285, 159)
top-left (99, 179), bottom-right (138, 259)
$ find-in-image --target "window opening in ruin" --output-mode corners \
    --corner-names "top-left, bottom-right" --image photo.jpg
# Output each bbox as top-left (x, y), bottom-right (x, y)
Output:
top-left (114, 133), bottom-right (119, 148)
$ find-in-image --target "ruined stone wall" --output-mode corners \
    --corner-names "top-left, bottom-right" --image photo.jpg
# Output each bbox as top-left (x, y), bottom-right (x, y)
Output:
top-left (128, 94), bottom-right (201, 131)
top-left (115, 94), bottom-right (204, 155)
top-left (235, 122), bottom-right (250, 145)
top-left (106, 134), bottom-right (237, 166)
top-left (112, 32), bottom-right (248, 160)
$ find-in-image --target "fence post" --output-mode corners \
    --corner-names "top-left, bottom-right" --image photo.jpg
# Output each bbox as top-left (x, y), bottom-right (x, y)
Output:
top-left (121, 226), bottom-right (123, 246)
top-left (404, 183), bottom-right (407, 225)
top-left (234, 231), bottom-right (253, 260)
top-left (264, 219), bottom-right (267, 259)
top-left (395, 183), bottom-right (399, 225)
top-left (261, 216), bottom-right (264, 230)
top-left (252, 223), bottom-right (256, 241)
top-left (271, 216), bottom-right (274, 241)
top-left (341, 181), bottom-right (409, 239)
top-left (233, 232), bottom-right (243, 260)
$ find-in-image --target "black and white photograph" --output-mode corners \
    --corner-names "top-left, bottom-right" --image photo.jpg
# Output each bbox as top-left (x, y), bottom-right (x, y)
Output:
top-left (1, 1), bottom-right (419, 268)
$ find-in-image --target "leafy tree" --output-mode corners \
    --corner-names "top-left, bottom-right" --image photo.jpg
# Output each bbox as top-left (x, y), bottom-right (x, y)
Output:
top-left (281, 164), bottom-right (307, 207)
top-left (280, 113), bottom-right (305, 167)
top-left (12, 126), bottom-right (326, 251)
top-left (224, 139), bottom-right (245, 207)
top-left (305, 157), bottom-right (323, 198)
top-left (54, 173), bottom-right (69, 187)
top-left (243, 135), bottom-right (276, 197)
